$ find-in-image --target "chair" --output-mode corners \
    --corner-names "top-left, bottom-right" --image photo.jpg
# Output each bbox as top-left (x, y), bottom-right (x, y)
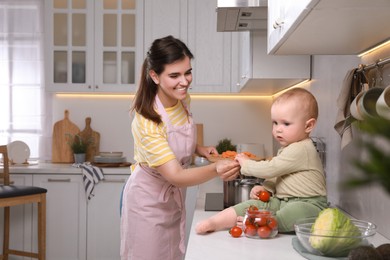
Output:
top-left (0, 145), bottom-right (47, 260)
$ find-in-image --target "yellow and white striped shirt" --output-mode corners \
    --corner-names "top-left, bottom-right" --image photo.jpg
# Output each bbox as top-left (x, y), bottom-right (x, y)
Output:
top-left (132, 95), bottom-right (191, 168)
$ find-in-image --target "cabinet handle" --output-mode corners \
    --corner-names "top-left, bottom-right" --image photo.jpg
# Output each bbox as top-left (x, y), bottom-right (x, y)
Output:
top-left (88, 85), bottom-right (92, 89)
top-left (102, 179), bottom-right (127, 183)
top-left (273, 18), bottom-right (284, 29)
top-left (47, 178), bottom-right (71, 182)
top-left (95, 85), bottom-right (99, 89)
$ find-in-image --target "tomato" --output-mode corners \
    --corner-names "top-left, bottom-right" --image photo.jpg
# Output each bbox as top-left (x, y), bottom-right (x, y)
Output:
top-left (267, 217), bottom-right (278, 230)
top-left (258, 190), bottom-right (270, 202)
top-left (247, 205), bottom-right (259, 214)
top-left (257, 226), bottom-right (272, 238)
top-left (254, 216), bottom-right (267, 227)
top-left (244, 223), bottom-right (257, 237)
top-left (229, 226), bottom-right (242, 238)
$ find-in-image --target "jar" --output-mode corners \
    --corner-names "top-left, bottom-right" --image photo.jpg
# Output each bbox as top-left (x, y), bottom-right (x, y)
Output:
top-left (242, 208), bottom-right (278, 239)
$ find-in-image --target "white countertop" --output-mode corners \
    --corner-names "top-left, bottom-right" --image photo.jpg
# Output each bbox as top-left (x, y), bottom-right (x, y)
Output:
top-left (185, 195), bottom-right (390, 260)
top-left (5, 162), bottom-right (131, 175)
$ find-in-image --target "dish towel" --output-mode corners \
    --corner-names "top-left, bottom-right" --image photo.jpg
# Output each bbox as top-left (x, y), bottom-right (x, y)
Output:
top-left (334, 68), bottom-right (364, 150)
top-left (77, 163), bottom-right (104, 200)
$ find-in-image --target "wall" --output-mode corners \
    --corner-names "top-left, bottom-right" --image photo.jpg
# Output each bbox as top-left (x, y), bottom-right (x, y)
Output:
top-left (52, 94), bottom-right (273, 163)
top-left (308, 47), bottom-right (390, 239)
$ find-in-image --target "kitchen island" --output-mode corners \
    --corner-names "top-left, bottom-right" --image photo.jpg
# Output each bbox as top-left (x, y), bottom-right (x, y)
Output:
top-left (185, 193), bottom-right (390, 260)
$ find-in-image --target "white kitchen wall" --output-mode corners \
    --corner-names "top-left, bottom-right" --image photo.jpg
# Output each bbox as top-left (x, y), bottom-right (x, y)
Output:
top-left (52, 95), bottom-right (273, 163)
top-left (308, 47), bottom-right (390, 240)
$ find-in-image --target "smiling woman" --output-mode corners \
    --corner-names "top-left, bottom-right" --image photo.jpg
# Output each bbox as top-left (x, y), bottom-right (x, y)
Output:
top-left (0, 0), bottom-right (48, 160)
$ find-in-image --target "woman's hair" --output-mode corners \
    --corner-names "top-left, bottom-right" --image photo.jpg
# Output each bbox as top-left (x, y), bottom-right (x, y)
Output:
top-left (274, 88), bottom-right (319, 120)
top-left (131, 35), bottom-right (194, 124)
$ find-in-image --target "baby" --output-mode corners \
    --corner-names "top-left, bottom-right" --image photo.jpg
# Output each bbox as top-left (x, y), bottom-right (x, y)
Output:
top-left (196, 88), bottom-right (328, 234)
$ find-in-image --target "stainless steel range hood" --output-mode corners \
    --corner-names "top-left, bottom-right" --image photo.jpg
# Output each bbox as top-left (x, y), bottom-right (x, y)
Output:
top-left (216, 0), bottom-right (267, 32)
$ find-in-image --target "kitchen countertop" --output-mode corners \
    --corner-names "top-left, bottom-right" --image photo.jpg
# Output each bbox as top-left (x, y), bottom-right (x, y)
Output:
top-left (4, 162), bottom-right (131, 175)
top-left (185, 194), bottom-right (390, 260)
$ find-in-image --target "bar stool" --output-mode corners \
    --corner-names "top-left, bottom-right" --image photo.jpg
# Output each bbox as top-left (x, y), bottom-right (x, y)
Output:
top-left (0, 145), bottom-right (47, 260)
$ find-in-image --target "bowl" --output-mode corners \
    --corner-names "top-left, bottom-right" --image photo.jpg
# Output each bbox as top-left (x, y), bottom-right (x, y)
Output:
top-left (294, 217), bottom-right (377, 257)
top-left (194, 156), bottom-right (210, 166)
top-left (99, 152), bottom-right (123, 158)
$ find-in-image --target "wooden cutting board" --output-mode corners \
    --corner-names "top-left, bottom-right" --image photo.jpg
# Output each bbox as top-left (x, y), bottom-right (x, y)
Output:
top-left (79, 117), bottom-right (100, 162)
top-left (52, 110), bottom-right (80, 163)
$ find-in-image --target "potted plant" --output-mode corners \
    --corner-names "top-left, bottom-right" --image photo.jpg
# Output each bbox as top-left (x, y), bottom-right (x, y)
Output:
top-left (66, 133), bottom-right (92, 163)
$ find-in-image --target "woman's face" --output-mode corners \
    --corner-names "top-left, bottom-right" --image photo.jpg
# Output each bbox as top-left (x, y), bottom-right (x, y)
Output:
top-left (151, 56), bottom-right (193, 107)
top-left (271, 100), bottom-right (309, 147)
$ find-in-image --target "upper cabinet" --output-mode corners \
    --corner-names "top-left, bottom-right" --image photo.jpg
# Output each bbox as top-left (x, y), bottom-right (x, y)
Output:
top-left (234, 30), bottom-right (311, 95)
top-left (45, 0), bottom-right (143, 93)
top-left (268, 0), bottom-right (390, 55)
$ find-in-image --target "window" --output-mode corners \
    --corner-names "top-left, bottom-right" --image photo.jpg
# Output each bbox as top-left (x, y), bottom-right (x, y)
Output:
top-left (0, 0), bottom-right (49, 160)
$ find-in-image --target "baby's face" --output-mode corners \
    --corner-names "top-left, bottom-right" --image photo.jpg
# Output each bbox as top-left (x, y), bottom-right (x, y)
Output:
top-left (271, 100), bottom-right (309, 147)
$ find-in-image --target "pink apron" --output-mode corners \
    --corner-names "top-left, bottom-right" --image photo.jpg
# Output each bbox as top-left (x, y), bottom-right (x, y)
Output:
top-left (120, 95), bottom-right (196, 260)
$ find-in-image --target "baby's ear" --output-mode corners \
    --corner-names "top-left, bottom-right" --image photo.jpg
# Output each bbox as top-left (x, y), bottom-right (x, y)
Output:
top-left (305, 118), bottom-right (316, 133)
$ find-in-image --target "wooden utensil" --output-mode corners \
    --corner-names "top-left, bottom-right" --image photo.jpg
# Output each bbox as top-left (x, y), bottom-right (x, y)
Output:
top-left (52, 110), bottom-right (80, 163)
top-left (79, 117), bottom-right (100, 162)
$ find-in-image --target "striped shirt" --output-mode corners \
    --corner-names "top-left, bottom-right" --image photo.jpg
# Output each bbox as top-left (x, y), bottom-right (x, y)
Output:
top-left (132, 95), bottom-right (191, 168)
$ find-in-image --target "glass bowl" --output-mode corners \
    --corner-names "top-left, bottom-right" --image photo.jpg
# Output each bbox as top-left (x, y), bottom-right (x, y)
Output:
top-left (294, 217), bottom-right (377, 257)
top-left (194, 156), bottom-right (210, 166)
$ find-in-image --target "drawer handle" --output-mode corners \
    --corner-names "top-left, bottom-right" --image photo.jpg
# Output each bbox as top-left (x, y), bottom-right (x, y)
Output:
top-left (102, 179), bottom-right (126, 183)
top-left (47, 178), bottom-right (71, 182)
top-left (273, 18), bottom-right (284, 29)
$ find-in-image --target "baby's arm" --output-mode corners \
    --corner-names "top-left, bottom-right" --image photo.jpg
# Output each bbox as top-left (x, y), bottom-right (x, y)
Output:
top-left (235, 153), bottom-right (250, 165)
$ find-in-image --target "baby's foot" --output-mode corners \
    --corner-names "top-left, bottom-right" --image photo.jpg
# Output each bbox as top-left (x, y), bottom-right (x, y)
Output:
top-left (195, 219), bottom-right (216, 234)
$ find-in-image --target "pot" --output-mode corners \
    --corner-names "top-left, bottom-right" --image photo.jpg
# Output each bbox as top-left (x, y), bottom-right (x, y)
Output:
top-left (223, 176), bottom-right (262, 208)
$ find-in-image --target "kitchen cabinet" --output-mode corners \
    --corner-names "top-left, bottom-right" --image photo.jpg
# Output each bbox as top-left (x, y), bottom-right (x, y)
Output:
top-left (45, 0), bottom-right (143, 93)
top-left (33, 174), bottom-right (87, 260)
top-left (0, 175), bottom-right (34, 256)
top-left (267, 0), bottom-right (390, 55)
top-left (87, 175), bottom-right (127, 260)
top-left (143, 0), bottom-right (235, 93)
top-left (235, 30), bottom-right (311, 95)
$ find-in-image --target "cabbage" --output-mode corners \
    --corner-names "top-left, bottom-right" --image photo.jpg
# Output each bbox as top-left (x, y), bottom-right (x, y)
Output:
top-left (309, 208), bottom-right (362, 257)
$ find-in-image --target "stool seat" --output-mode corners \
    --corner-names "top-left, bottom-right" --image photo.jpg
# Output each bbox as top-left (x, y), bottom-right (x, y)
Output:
top-left (0, 185), bottom-right (47, 198)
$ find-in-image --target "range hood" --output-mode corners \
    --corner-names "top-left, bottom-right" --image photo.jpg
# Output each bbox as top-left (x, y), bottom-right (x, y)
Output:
top-left (216, 0), bottom-right (267, 32)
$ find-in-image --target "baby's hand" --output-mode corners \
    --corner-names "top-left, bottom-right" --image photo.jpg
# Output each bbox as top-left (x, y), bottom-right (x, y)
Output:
top-left (250, 185), bottom-right (266, 199)
top-left (235, 153), bottom-right (249, 165)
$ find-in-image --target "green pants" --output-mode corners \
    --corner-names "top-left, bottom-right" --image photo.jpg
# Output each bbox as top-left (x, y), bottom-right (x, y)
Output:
top-left (233, 196), bottom-right (328, 233)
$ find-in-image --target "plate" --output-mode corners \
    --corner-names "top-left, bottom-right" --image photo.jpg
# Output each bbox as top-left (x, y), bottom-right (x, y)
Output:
top-left (7, 140), bottom-right (30, 164)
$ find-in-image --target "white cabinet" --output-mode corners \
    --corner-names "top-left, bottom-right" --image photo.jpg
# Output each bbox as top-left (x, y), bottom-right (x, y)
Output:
top-left (0, 175), bottom-right (34, 256)
top-left (33, 174), bottom-right (87, 260)
top-left (236, 30), bottom-right (311, 95)
top-left (45, 0), bottom-right (143, 93)
top-left (268, 0), bottom-right (390, 55)
top-left (87, 175), bottom-right (127, 260)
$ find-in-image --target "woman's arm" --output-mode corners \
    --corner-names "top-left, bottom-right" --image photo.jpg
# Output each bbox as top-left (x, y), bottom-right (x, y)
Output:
top-left (195, 144), bottom-right (218, 158)
top-left (156, 158), bottom-right (240, 188)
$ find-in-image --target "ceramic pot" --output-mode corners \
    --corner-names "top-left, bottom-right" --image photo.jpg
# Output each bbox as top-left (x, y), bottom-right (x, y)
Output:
top-left (74, 153), bottom-right (86, 164)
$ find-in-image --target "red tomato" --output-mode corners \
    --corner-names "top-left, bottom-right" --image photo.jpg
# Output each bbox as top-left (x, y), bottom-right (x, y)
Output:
top-left (267, 217), bottom-right (278, 230)
top-left (258, 190), bottom-right (270, 202)
top-left (244, 224), bottom-right (257, 237)
top-left (247, 205), bottom-right (259, 214)
top-left (257, 226), bottom-right (272, 238)
top-left (229, 226), bottom-right (242, 238)
top-left (254, 216), bottom-right (267, 227)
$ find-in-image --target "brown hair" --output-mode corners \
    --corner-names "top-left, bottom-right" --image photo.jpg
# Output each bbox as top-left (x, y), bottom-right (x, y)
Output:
top-left (273, 88), bottom-right (319, 120)
top-left (131, 35), bottom-right (194, 124)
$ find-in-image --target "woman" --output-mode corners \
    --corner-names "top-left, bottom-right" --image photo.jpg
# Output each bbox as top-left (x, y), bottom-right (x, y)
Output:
top-left (120, 35), bottom-right (240, 260)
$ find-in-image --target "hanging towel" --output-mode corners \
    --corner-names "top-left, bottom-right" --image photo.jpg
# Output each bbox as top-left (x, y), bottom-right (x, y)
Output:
top-left (78, 163), bottom-right (104, 200)
top-left (334, 68), bottom-right (365, 150)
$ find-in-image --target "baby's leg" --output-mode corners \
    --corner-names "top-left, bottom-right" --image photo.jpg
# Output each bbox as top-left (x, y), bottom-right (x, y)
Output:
top-left (195, 207), bottom-right (238, 234)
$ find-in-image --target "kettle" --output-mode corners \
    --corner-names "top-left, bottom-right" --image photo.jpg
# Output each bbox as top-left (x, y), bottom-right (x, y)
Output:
top-left (223, 176), bottom-right (262, 208)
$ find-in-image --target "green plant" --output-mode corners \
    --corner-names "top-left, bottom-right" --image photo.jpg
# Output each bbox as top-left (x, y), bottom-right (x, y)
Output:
top-left (66, 133), bottom-right (92, 154)
top-left (216, 138), bottom-right (236, 154)
top-left (345, 116), bottom-right (390, 193)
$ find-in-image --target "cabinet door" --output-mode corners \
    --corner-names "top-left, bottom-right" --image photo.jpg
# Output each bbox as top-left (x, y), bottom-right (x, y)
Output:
top-left (143, 0), bottom-right (188, 50)
top-left (33, 174), bottom-right (87, 260)
top-left (87, 175), bottom-right (128, 260)
top-left (0, 175), bottom-right (34, 257)
top-left (187, 0), bottom-right (233, 93)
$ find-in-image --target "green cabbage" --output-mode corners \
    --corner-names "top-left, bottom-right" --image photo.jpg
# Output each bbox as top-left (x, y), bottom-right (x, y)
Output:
top-left (309, 208), bottom-right (362, 257)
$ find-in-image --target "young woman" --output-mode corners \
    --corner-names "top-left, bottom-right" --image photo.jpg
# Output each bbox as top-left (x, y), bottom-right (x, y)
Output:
top-left (120, 35), bottom-right (240, 260)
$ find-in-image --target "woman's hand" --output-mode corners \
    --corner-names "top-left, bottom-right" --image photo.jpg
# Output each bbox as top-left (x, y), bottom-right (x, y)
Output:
top-left (196, 145), bottom-right (218, 159)
top-left (215, 159), bottom-right (240, 181)
top-left (250, 185), bottom-right (266, 199)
